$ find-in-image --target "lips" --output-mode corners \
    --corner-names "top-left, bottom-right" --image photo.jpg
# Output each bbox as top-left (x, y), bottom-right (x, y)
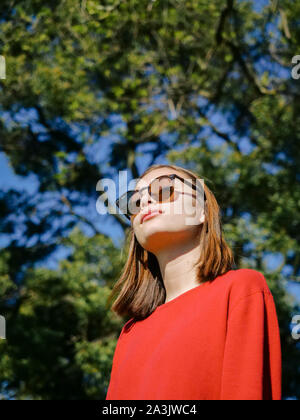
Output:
top-left (141, 209), bottom-right (163, 224)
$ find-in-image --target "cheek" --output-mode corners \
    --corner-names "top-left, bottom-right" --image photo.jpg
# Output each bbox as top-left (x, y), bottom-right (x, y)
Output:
top-left (170, 197), bottom-right (198, 217)
top-left (171, 198), bottom-right (204, 227)
top-left (131, 199), bottom-right (202, 238)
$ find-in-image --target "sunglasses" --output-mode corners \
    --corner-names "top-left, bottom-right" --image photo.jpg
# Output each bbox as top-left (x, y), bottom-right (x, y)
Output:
top-left (115, 173), bottom-right (207, 221)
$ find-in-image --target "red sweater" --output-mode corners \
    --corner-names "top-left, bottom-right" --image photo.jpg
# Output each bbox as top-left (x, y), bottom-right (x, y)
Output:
top-left (106, 269), bottom-right (282, 400)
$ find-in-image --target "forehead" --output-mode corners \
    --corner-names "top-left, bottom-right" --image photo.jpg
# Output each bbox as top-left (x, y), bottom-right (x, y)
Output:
top-left (135, 168), bottom-right (188, 190)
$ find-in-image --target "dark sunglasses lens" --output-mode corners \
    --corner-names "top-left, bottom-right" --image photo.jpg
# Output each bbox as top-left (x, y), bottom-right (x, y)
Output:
top-left (151, 177), bottom-right (174, 202)
top-left (116, 191), bottom-right (135, 217)
top-left (117, 176), bottom-right (176, 220)
top-left (116, 191), bottom-right (143, 220)
top-left (128, 191), bottom-right (141, 216)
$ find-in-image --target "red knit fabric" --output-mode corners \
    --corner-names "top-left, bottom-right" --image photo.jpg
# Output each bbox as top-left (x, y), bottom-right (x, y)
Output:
top-left (106, 269), bottom-right (282, 400)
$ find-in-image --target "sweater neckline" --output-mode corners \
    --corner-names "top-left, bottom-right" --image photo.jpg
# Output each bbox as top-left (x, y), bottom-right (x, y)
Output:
top-left (154, 270), bottom-right (234, 312)
top-left (154, 282), bottom-right (207, 312)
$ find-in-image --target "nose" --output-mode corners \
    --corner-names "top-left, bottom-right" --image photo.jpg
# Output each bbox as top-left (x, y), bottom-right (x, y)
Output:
top-left (139, 188), bottom-right (155, 210)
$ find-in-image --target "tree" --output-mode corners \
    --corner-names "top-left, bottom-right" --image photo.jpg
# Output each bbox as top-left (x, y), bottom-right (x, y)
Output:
top-left (0, 227), bottom-right (127, 399)
top-left (0, 0), bottom-right (299, 398)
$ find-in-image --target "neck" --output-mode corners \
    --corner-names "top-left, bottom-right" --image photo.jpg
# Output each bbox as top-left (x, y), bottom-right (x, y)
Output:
top-left (155, 234), bottom-right (202, 304)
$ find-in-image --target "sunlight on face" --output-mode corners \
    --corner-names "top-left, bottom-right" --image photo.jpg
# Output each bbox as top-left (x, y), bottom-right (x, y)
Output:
top-left (132, 168), bottom-right (205, 255)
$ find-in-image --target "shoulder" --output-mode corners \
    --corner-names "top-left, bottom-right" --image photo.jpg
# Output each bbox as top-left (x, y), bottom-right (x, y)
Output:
top-left (213, 268), bottom-right (272, 307)
top-left (227, 268), bottom-right (271, 294)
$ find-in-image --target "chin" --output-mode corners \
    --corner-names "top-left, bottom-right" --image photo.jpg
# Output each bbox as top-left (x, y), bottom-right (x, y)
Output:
top-left (138, 228), bottom-right (185, 253)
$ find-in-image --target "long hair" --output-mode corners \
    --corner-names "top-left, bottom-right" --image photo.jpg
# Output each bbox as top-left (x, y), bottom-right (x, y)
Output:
top-left (106, 164), bottom-right (236, 321)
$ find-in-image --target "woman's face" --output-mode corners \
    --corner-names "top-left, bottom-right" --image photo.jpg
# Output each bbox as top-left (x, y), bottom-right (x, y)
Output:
top-left (131, 168), bottom-right (205, 255)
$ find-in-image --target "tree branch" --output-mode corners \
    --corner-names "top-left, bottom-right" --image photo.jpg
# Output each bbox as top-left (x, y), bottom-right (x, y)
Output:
top-left (215, 0), bottom-right (234, 45)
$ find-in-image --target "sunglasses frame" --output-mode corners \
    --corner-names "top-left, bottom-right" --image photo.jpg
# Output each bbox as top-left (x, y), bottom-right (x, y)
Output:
top-left (115, 173), bottom-right (207, 221)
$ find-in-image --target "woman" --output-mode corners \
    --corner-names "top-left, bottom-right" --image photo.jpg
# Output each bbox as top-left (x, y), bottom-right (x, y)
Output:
top-left (105, 163), bottom-right (282, 400)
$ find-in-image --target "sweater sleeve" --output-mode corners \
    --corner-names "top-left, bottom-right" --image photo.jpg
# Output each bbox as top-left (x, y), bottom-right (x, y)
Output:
top-left (106, 319), bottom-right (134, 400)
top-left (220, 290), bottom-right (282, 400)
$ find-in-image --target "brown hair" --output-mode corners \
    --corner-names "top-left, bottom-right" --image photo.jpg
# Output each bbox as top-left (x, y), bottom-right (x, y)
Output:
top-left (106, 164), bottom-right (235, 322)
